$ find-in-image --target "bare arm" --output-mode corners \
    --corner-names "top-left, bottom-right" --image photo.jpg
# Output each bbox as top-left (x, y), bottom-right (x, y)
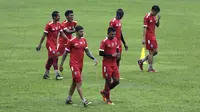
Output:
top-left (59, 50), bottom-right (69, 72)
top-left (121, 33), bottom-right (128, 51)
top-left (142, 27), bottom-right (147, 44)
top-left (63, 28), bottom-right (75, 34)
top-left (36, 32), bottom-right (47, 51)
top-left (60, 31), bottom-right (69, 40)
top-left (155, 15), bottom-right (161, 27)
top-left (85, 48), bottom-right (98, 66)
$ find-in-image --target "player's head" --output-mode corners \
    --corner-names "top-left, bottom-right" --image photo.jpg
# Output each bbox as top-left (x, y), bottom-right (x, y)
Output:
top-left (116, 8), bottom-right (124, 20)
top-left (65, 10), bottom-right (74, 21)
top-left (52, 11), bottom-right (60, 21)
top-left (107, 27), bottom-right (116, 40)
top-left (151, 5), bottom-right (160, 16)
top-left (75, 25), bottom-right (84, 37)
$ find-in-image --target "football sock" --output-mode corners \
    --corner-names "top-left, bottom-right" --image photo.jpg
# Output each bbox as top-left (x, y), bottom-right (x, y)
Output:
top-left (52, 57), bottom-right (58, 70)
top-left (67, 95), bottom-right (72, 100)
top-left (148, 64), bottom-right (153, 70)
top-left (82, 98), bottom-right (86, 103)
top-left (104, 79), bottom-right (111, 99)
top-left (45, 58), bottom-right (53, 70)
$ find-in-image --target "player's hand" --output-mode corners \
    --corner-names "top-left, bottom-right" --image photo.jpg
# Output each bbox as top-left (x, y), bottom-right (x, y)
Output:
top-left (158, 15), bottom-right (161, 20)
top-left (124, 44), bottom-right (128, 51)
top-left (59, 65), bottom-right (63, 72)
top-left (142, 39), bottom-right (146, 45)
top-left (112, 53), bottom-right (118, 57)
top-left (94, 59), bottom-right (98, 66)
top-left (36, 45), bottom-right (41, 51)
top-left (117, 53), bottom-right (120, 60)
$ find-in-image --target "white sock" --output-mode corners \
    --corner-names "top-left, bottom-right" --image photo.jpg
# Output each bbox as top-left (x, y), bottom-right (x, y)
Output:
top-left (82, 98), bottom-right (86, 103)
top-left (148, 64), bottom-right (152, 70)
top-left (67, 95), bottom-right (72, 100)
top-left (55, 70), bottom-right (59, 75)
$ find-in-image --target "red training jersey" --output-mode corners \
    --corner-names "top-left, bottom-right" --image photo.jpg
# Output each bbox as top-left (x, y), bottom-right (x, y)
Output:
top-left (109, 18), bottom-right (122, 42)
top-left (144, 13), bottom-right (157, 40)
top-left (65, 37), bottom-right (88, 67)
top-left (59, 20), bottom-right (78, 44)
top-left (44, 20), bottom-right (63, 46)
top-left (99, 37), bottom-right (119, 66)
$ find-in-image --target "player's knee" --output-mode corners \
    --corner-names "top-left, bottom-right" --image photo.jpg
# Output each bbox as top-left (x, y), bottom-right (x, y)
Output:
top-left (114, 80), bottom-right (120, 85)
top-left (153, 51), bottom-right (158, 56)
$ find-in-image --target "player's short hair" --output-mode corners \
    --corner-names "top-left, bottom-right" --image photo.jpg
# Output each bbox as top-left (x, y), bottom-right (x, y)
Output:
top-left (107, 27), bottom-right (116, 34)
top-left (52, 11), bottom-right (59, 19)
top-left (152, 5), bottom-right (160, 12)
top-left (65, 10), bottom-right (73, 16)
top-left (75, 25), bottom-right (84, 32)
top-left (116, 8), bottom-right (124, 15)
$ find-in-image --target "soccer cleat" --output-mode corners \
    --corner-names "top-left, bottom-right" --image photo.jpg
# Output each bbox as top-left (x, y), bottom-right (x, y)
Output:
top-left (56, 74), bottom-right (63, 80)
top-left (83, 101), bottom-right (92, 107)
top-left (43, 75), bottom-right (52, 79)
top-left (65, 99), bottom-right (73, 104)
top-left (107, 100), bottom-right (115, 105)
top-left (138, 60), bottom-right (144, 71)
top-left (148, 69), bottom-right (156, 72)
top-left (100, 90), bottom-right (107, 102)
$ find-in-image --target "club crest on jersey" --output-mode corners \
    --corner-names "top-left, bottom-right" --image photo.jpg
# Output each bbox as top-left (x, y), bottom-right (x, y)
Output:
top-left (115, 42), bottom-right (117, 45)
top-left (75, 43), bottom-right (78, 46)
top-left (55, 27), bottom-right (58, 30)
top-left (108, 44), bottom-right (111, 47)
top-left (80, 42), bottom-right (83, 44)
top-left (112, 43), bottom-right (114, 46)
top-left (150, 20), bottom-right (153, 22)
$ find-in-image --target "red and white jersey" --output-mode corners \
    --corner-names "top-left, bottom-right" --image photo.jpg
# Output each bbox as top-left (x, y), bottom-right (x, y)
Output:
top-left (109, 18), bottom-right (122, 42)
top-left (144, 13), bottom-right (157, 40)
top-left (99, 37), bottom-right (119, 66)
top-left (59, 20), bottom-right (78, 44)
top-left (44, 20), bottom-right (62, 46)
top-left (65, 37), bottom-right (88, 67)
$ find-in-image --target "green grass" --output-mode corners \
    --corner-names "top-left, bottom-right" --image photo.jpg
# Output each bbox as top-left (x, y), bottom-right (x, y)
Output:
top-left (0, 0), bottom-right (200, 112)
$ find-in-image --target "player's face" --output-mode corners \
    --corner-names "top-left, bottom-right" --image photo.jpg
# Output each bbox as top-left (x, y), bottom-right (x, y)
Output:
top-left (151, 10), bottom-right (159, 16)
top-left (67, 13), bottom-right (74, 21)
top-left (108, 31), bottom-right (116, 40)
top-left (55, 13), bottom-right (60, 21)
top-left (77, 29), bottom-right (84, 37)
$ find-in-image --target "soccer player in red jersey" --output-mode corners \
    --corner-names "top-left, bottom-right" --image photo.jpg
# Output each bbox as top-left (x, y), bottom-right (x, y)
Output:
top-left (99, 27), bottom-right (120, 105)
top-left (58, 10), bottom-right (78, 56)
top-left (36, 11), bottom-right (68, 80)
top-left (109, 8), bottom-right (128, 68)
top-left (138, 5), bottom-right (161, 72)
top-left (59, 25), bottom-right (98, 107)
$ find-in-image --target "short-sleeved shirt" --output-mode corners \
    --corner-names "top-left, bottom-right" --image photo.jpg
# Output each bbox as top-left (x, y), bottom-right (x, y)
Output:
top-left (144, 13), bottom-right (157, 40)
top-left (44, 20), bottom-right (62, 46)
top-left (59, 20), bottom-right (78, 44)
top-left (99, 37), bottom-right (119, 66)
top-left (65, 37), bottom-right (88, 67)
top-left (109, 18), bottom-right (122, 42)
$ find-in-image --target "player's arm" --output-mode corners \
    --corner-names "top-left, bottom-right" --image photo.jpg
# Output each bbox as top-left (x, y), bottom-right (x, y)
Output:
top-left (59, 50), bottom-right (69, 72)
top-left (85, 48), bottom-right (98, 66)
top-left (63, 27), bottom-right (75, 34)
top-left (36, 32), bottom-right (47, 51)
top-left (99, 50), bottom-right (118, 58)
top-left (60, 30), bottom-right (69, 40)
top-left (121, 33), bottom-right (128, 51)
top-left (155, 15), bottom-right (161, 27)
top-left (143, 16), bottom-right (148, 44)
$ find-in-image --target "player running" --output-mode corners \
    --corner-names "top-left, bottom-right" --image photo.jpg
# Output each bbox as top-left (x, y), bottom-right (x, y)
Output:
top-left (109, 8), bottom-right (128, 68)
top-left (138, 5), bottom-right (161, 72)
top-left (58, 10), bottom-right (77, 56)
top-left (59, 25), bottom-right (98, 107)
top-left (36, 11), bottom-right (68, 80)
top-left (99, 27), bottom-right (120, 105)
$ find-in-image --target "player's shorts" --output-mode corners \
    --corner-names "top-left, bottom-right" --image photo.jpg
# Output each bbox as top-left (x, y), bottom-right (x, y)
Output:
top-left (102, 65), bottom-right (120, 79)
top-left (46, 44), bottom-right (58, 58)
top-left (146, 39), bottom-right (158, 50)
top-left (70, 64), bottom-right (83, 83)
top-left (57, 43), bottom-right (66, 56)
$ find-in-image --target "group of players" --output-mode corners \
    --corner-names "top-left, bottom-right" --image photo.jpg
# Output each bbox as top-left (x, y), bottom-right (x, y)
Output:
top-left (36, 5), bottom-right (161, 107)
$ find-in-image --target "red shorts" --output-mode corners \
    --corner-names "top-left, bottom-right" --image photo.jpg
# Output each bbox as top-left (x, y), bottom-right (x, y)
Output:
top-left (146, 39), bottom-right (158, 50)
top-left (70, 64), bottom-right (83, 83)
top-left (102, 65), bottom-right (120, 79)
top-left (46, 44), bottom-right (58, 58)
top-left (57, 43), bottom-right (66, 56)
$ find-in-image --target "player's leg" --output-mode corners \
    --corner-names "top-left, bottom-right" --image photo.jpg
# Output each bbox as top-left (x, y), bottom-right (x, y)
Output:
top-left (110, 66), bottom-right (120, 90)
top-left (43, 57), bottom-right (53, 79)
top-left (148, 49), bottom-right (155, 72)
top-left (66, 80), bottom-right (76, 104)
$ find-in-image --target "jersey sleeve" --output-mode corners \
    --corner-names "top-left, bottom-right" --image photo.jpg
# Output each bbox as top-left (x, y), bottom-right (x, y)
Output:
top-left (144, 16), bottom-right (149, 28)
top-left (99, 40), bottom-right (106, 51)
top-left (65, 40), bottom-right (72, 52)
top-left (109, 20), bottom-right (116, 28)
top-left (84, 39), bottom-right (88, 49)
top-left (44, 24), bottom-right (50, 33)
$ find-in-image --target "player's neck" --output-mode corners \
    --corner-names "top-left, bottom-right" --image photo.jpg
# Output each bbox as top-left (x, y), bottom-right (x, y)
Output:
top-left (66, 19), bottom-right (72, 22)
top-left (115, 16), bottom-right (120, 20)
top-left (53, 20), bottom-right (57, 24)
top-left (76, 36), bottom-right (81, 39)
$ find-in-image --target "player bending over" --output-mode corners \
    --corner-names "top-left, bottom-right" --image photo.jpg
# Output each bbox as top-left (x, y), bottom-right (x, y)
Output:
top-left (109, 8), bottom-right (128, 68)
top-left (36, 11), bottom-right (68, 80)
top-left (59, 25), bottom-right (98, 107)
top-left (138, 5), bottom-right (161, 72)
top-left (99, 27), bottom-right (120, 105)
